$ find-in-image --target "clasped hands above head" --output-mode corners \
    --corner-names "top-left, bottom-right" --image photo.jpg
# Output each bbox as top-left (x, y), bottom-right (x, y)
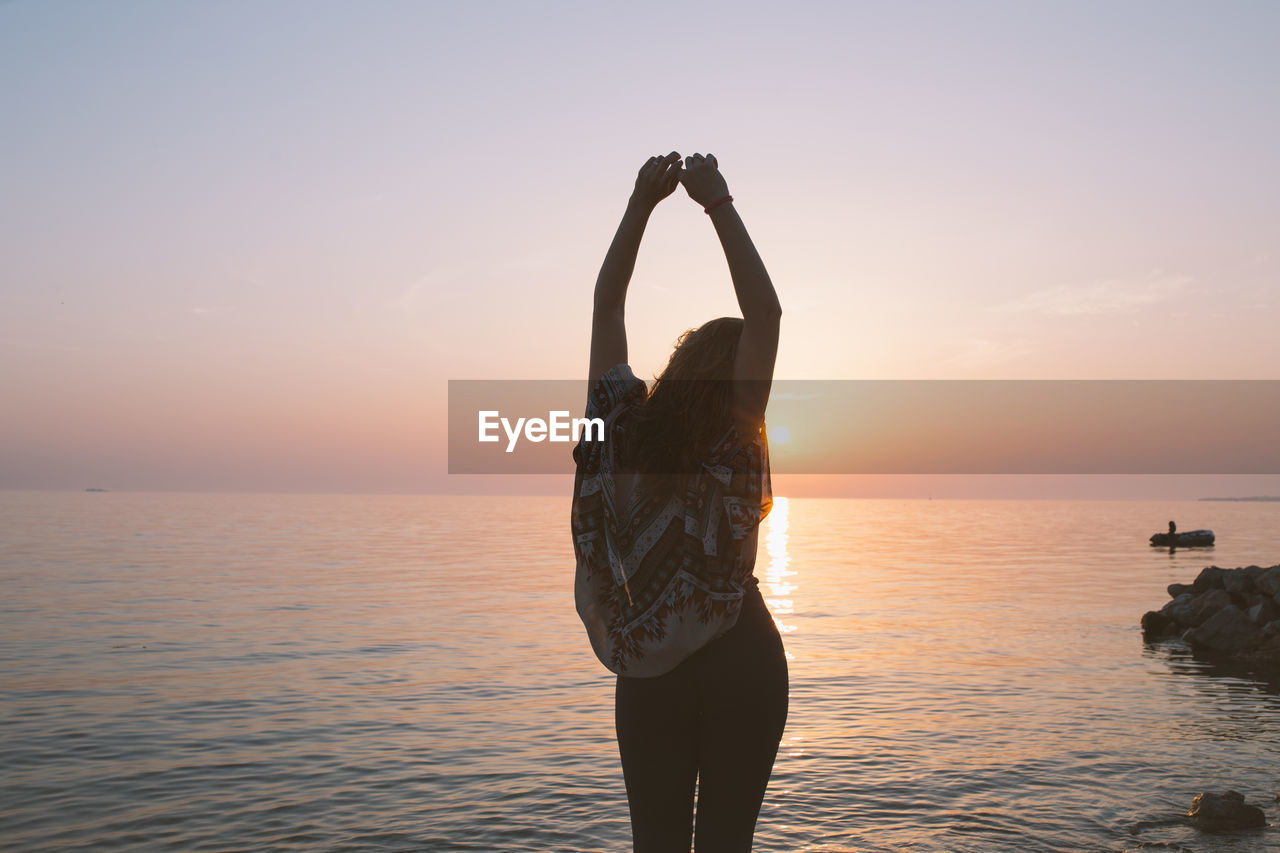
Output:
top-left (631, 151), bottom-right (732, 212)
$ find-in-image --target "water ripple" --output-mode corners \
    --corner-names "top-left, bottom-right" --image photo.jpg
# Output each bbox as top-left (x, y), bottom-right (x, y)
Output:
top-left (2, 493), bottom-right (1279, 850)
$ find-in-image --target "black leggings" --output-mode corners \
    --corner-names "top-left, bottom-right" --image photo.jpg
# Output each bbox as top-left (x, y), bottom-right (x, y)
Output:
top-left (615, 586), bottom-right (789, 852)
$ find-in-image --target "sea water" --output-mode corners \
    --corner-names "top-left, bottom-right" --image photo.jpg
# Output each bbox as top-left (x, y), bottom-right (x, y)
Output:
top-left (1, 492), bottom-right (1278, 851)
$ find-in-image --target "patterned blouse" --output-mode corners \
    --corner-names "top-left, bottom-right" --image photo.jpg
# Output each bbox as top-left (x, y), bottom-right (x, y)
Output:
top-left (571, 364), bottom-right (772, 677)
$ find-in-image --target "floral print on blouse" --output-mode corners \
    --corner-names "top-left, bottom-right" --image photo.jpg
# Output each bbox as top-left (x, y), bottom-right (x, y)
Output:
top-left (571, 363), bottom-right (772, 677)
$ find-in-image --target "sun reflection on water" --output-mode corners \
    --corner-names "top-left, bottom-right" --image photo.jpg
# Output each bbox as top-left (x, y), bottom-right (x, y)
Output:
top-left (763, 496), bottom-right (797, 640)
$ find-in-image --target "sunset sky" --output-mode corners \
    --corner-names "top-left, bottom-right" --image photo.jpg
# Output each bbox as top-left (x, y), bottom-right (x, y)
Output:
top-left (3, 1), bottom-right (1278, 496)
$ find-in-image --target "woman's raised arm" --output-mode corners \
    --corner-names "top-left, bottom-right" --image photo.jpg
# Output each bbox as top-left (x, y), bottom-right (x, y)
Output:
top-left (679, 153), bottom-right (781, 436)
top-left (588, 152), bottom-right (683, 390)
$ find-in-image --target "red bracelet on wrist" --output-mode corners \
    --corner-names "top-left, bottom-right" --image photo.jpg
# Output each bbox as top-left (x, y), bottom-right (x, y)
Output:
top-left (703, 194), bottom-right (733, 214)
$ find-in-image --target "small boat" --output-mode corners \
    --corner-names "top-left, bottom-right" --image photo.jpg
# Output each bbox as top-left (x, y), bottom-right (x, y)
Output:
top-left (1150, 529), bottom-right (1214, 547)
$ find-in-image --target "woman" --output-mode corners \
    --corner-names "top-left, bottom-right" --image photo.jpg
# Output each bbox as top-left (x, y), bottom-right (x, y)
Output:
top-left (571, 152), bottom-right (787, 852)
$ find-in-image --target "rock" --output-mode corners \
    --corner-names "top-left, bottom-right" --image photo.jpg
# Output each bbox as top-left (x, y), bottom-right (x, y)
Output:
top-left (1246, 634), bottom-right (1280, 667)
top-left (1161, 592), bottom-right (1193, 618)
top-left (1144, 565), bottom-right (1280, 669)
top-left (1171, 588), bottom-right (1232, 628)
top-left (1187, 605), bottom-right (1263, 653)
top-left (1192, 566), bottom-right (1226, 592)
top-left (1246, 600), bottom-right (1276, 625)
top-left (1187, 790), bottom-right (1266, 830)
top-left (1142, 610), bottom-right (1173, 637)
top-left (1223, 569), bottom-right (1254, 596)
top-left (1257, 565), bottom-right (1280, 598)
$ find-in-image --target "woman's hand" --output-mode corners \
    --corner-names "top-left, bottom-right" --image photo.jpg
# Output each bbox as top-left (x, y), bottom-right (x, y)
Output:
top-left (630, 152), bottom-right (683, 211)
top-left (677, 152), bottom-right (730, 206)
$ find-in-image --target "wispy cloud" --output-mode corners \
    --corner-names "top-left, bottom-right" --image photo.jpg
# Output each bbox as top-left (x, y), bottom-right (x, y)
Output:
top-left (989, 272), bottom-right (1191, 316)
top-left (395, 266), bottom-right (471, 311)
top-left (395, 253), bottom-right (563, 311)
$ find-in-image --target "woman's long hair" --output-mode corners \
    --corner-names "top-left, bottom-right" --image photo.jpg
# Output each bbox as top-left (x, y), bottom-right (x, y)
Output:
top-left (623, 317), bottom-right (743, 498)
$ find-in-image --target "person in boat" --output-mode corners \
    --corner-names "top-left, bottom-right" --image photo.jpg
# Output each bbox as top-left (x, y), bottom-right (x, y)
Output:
top-left (1168, 520), bottom-right (1177, 537)
top-left (572, 151), bottom-right (786, 851)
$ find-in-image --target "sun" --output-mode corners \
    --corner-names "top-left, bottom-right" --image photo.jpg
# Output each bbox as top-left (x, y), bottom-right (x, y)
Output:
top-left (770, 425), bottom-right (791, 445)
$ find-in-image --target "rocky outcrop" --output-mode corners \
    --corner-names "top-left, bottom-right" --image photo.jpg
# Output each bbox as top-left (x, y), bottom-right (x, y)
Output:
top-left (1142, 564), bottom-right (1280, 668)
top-left (1187, 790), bottom-right (1267, 830)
